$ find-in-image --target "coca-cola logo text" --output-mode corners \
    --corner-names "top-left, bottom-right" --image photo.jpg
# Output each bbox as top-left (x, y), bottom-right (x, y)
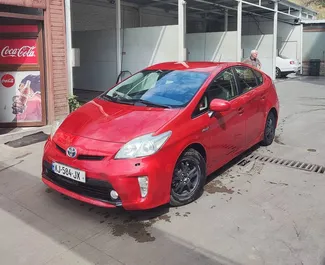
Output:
top-left (1, 74), bottom-right (15, 88)
top-left (1, 46), bottom-right (36, 58)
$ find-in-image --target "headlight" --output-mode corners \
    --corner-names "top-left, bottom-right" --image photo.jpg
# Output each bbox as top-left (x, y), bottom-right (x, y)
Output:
top-left (115, 131), bottom-right (172, 159)
top-left (50, 119), bottom-right (64, 139)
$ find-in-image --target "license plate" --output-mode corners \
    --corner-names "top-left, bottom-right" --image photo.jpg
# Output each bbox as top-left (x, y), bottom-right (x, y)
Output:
top-left (52, 162), bottom-right (86, 183)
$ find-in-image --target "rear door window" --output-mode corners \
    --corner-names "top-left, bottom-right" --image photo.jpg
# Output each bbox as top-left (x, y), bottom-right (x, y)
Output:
top-left (233, 66), bottom-right (258, 95)
top-left (253, 70), bottom-right (263, 86)
top-left (192, 68), bottom-right (238, 117)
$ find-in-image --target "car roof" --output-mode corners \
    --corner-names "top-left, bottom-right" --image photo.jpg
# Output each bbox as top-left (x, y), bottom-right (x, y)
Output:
top-left (146, 61), bottom-right (250, 73)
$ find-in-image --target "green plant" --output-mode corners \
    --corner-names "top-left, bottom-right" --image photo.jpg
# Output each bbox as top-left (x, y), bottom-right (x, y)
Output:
top-left (68, 95), bottom-right (81, 112)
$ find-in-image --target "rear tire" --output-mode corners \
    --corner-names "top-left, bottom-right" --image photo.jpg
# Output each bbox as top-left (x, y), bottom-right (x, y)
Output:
top-left (170, 149), bottom-right (206, 207)
top-left (276, 67), bottom-right (281, 78)
top-left (261, 112), bottom-right (276, 146)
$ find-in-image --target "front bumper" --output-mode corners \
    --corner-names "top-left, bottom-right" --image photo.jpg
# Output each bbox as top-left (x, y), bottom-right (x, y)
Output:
top-left (42, 136), bottom-right (176, 210)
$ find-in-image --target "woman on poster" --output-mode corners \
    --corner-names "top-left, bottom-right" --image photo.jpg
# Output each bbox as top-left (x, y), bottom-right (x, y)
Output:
top-left (12, 74), bottom-right (42, 122)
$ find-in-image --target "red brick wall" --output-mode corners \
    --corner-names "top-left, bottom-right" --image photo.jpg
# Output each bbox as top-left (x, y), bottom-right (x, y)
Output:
top-left (0, 0), bottom-right (46, 9)
top-left (48, 0), bottom-right (69, 121)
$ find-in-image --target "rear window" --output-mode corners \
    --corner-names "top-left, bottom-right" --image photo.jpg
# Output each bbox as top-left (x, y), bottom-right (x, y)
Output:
top-left (233, 66), bottom-right (258, 94)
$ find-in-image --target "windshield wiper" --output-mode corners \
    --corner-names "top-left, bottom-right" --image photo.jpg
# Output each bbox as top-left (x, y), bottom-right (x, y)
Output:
top-left (100, 94), bottom-right (114, 101)
top-left (101, 95), bottom-right (171, 108)
top-left (100, 94), bottom-right (134, 105)
top-left (130, 99), bottom-right (172, 109)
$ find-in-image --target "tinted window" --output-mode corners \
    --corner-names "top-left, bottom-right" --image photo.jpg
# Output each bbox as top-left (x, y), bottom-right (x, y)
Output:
top-left (104, 70), bottom-right (209, 108)
top-left (253, 70), bottom-right (263, 85)
top-left (207, 69), bottom-right (237, 102)
top-left (192, 69), bottom-right (237, 117)
top-left (234, 67), bottom-right (258, 94)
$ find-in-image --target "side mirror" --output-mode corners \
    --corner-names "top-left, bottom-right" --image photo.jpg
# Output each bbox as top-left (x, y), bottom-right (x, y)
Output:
top-left (210, 99), bottom-right (231, 112)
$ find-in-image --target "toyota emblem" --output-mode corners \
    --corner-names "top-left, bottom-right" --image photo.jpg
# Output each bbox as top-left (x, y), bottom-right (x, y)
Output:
top-left (66, 147), bottom-right (77, 158)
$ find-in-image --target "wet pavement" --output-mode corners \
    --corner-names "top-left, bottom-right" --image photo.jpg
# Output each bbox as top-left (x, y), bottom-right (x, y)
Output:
top-left (0, 77), bottom-right (325, 265)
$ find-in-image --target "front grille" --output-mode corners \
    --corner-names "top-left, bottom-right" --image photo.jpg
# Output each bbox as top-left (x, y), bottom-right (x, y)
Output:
top-left (43, 161), bottom-right (121, 205)
top-left (56, 144), bottom-right (65, 154)
top-left (55, 144), bottom-right (105, 161)
top-left (78, 155), bottom-right (105, 161)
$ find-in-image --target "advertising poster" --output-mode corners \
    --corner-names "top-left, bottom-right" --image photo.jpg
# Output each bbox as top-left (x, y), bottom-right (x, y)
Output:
top-left (0, 71), bottom-right (42, 123)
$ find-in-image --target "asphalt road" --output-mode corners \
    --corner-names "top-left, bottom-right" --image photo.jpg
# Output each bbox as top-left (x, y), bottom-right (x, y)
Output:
top-left (0, 76), bottom-right (325, 265)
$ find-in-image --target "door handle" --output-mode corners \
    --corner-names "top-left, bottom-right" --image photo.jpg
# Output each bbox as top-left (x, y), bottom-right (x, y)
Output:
top-left (238, 107), bottom-right (244, 114)
top-left (202, 126), bottom-right (210, 132)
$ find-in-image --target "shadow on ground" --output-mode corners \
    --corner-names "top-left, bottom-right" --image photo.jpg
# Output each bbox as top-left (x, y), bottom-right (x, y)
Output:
top-left (0, 158), bottom-right (243, 265)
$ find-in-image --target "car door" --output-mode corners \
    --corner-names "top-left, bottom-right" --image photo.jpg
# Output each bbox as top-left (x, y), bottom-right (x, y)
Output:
top-left (233, 66), bottom-right (266, 148)
top-left (192, 67), bottom-right (246, 169)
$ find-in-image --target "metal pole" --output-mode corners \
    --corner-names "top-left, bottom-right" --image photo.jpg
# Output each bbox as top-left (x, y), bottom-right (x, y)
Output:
top-left (300, 23), bottom-right (303, 75)
top-left (224, 9), bottom-right (228, 32)
top-left (139, 7), bottom-right (142, 27)
top-left (272, 0), bottom-right (278, 80)
top-left (64, 0), bottom-right (73, 96)
top-left (237, 0), bottom-right (242, 62)
top-left (178, 0), bottom-right (186, 61)
top-left (116, 0), bottom-right (122, 76)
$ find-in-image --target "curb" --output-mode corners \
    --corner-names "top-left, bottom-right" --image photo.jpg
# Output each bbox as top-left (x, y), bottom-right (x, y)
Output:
top-left (0, 125), bottom-right (51, 145)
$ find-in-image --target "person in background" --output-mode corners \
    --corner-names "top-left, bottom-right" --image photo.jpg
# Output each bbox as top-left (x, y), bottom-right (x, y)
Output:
top-left (243, 50), bottom-right (262, 70)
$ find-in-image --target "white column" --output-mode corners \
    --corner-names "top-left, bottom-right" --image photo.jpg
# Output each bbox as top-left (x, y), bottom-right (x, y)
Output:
top-left (178, 0), bottom-right (186, 61)
top-left (224, 9), bottom-right (228, 32)
top-left (237, 0), bottom-right (242, 62)
top-left (116, 0), bottom-right (122, 76)
top-left (300, 23), bottom-right (303, 75)
top-left (272, 1), bottom-right (278, 80)
top-left (64, 0), bottom-right (73, 96)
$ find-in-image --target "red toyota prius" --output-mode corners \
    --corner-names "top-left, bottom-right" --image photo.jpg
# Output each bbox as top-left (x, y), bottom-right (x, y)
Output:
top-left (42, 62), bottom-right (279, 210)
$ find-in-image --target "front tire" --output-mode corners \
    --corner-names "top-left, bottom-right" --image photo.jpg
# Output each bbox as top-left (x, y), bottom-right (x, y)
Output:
top-left (170, 149), bottom-right (206, 207)
top-left (276, 67), bottom-right (281, 78)
top-left (261, 112), bottom-right (276, 146)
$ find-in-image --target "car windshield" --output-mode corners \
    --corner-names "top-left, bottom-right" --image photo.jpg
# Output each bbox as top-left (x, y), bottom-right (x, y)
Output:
top-left (102, 70), bottom-right (210, 108)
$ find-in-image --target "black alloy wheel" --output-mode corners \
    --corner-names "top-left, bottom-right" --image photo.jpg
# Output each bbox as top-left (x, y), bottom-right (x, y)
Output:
top-left (170, 149), bottom-right (206, 206)
top-left (261, 112), bottom-right (276, 146)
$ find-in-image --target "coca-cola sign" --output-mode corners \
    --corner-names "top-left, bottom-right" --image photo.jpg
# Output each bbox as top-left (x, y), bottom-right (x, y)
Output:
top-left (1, 74), bottom-right (15, 88)
top-left (0, 39), bottom-right (38, 65)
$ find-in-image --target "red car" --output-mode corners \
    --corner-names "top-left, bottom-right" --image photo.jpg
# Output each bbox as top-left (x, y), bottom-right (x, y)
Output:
top-left (42, 62), bottom-right (279, 210)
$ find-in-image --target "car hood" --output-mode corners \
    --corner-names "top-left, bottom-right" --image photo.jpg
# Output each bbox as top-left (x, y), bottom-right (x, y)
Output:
top-left (59, 98), bottom-right (180, 143)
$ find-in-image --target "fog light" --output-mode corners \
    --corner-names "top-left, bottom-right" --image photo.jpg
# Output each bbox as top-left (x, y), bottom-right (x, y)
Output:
top-left (138, 176), bottom-right (148, 198)
top-left (110, 190), bottom-right (119, 200)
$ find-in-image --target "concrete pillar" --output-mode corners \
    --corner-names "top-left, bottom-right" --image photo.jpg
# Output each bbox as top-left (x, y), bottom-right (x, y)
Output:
top-left (116, 0), bottom-right (122, 76)
top-left (178, 0), bottom-right (187, 61)
top-left (300, 23), bottom-right (303, 75)
top-left (237, 0), bottom-right (242, 62)
top-left (64, 0), bottom-right (73, 96)
top-left (272, 1), bottom-right (278, 80)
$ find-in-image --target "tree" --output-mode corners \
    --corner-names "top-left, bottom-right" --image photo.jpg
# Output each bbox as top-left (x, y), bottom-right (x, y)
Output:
top-left (301, 0), bottom-right (325, 7)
